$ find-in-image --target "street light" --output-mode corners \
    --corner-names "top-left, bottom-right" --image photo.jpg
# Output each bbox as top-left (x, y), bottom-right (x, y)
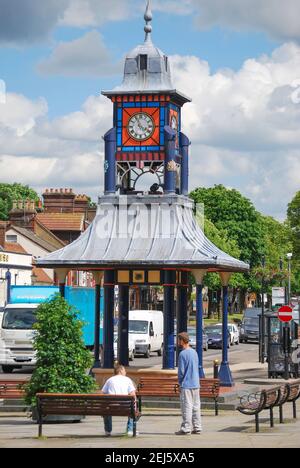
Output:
top-left (260, 255), bottom-right (266, 364)
top-left (287, 253), bottom-right (293, 305)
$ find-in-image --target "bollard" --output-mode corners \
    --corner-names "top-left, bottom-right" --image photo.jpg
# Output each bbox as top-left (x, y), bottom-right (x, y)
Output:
top-left (214, 360), bottom-right (219, 379)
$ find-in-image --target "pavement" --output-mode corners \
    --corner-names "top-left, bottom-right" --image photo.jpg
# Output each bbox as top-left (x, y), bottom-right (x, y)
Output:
top-left (1, 343), bottom-right (299, 448)
top-left (0, 403), bottom-right (300, 448)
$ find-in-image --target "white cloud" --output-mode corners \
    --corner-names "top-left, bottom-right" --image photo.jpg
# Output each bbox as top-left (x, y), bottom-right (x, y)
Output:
top-left (38, 31), bottom-right (121, 77)
top-left (194, 0), bottom-right (300, 42)
top-left (169, 42), bottom-right (300, 218)
top-left (1, 42), bottom-right (300, 219)
top-left (61, 0), bottom-right (134, 28)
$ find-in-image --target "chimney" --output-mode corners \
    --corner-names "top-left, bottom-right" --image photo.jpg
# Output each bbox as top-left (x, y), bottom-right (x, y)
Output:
top-left (43, 188), bottom-right (76, 213)
top-left (9, 199), bottom-right (37, 230)
top-left (0, 222), bottom-right (6, 249)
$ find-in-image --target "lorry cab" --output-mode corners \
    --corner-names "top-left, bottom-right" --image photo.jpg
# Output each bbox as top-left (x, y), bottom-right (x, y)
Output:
top-left (129, 310), bottom-right (164, 358)
top-left (0, 303), bottom-right (38, 373)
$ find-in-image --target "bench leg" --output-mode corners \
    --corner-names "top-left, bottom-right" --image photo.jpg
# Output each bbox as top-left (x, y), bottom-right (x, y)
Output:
top-left (270, 408), bottom-right (274, 428)
top-left (215, 399), bottom-right (219, 417)
top-left (293, 401), bottom-right (297, 419)
top-left (138, 397), bottom-right (142, 414)
top-left (279, 405), bottom-right (284, 424)
top-left (255, 414), bottom-right (260, 433)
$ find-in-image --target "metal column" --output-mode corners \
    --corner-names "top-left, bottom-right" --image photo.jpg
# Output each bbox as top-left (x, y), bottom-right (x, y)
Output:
top-left (164, 126), bottom-right (177, 194)
top-left (5, 270), bottom-right (11, 304)
top-left (104, 128), bottom-right (117, 194)
top-left (103, 271), bottom-right (115, 369)
top-left (176, 271), bottom-right (188, 365)
top-left (163, 271), bottom-right (175, 369)
top-left (218, 285), bottom-right (234, 387)
top-left (93, 283), bottom-right (102, 369)
top-left (196, 284), bottom-right (205, 379)
top-left (179, 132), bottom-right (190, 196)
top-left (118, 285), bottom-right (129, 367)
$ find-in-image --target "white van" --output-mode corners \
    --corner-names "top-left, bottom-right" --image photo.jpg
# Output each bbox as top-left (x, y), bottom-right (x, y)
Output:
top-left (129, 310), bottom-right (163, 358)
top-left (0, 303), bottom-right (37, 373)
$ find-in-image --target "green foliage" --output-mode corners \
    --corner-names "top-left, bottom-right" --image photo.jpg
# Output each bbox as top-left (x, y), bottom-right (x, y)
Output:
top-left (0, 183), bottom-right (39, 221)
top-left (190, 184), bottom-right (265, 266)
top-left (24, 295), bottom-right (96, 406)
top-left (287, 191), bottom-right (300, 258)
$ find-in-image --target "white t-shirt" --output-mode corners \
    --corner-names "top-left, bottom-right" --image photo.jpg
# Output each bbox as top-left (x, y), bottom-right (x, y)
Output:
top-left (102, 375), bottom-right (136, 395)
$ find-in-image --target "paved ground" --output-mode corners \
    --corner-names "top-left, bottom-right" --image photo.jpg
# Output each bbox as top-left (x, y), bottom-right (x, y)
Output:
top-left (0, 403), bottom-right (299, 448)
top-left (2, 342), bottom-right (290, 448)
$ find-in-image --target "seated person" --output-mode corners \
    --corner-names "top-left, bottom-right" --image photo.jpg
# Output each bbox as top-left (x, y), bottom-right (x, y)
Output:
top-left (101, 364), bottom-right (136, 436)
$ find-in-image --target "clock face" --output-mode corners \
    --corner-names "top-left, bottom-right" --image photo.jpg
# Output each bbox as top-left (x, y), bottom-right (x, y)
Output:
top-left (127, 112), bottom-right (155, 141)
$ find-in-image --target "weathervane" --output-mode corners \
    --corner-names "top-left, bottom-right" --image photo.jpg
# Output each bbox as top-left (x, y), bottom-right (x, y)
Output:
top-left (144, 0), bottom-right (153, 43)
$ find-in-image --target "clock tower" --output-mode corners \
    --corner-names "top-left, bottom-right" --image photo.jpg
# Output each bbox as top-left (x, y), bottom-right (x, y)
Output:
top-left (102, 0), bottom-right (191, 196)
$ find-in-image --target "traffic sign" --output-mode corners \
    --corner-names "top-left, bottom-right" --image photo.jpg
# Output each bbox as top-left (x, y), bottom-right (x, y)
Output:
top-left (278, 306), bottom-right (293, 323)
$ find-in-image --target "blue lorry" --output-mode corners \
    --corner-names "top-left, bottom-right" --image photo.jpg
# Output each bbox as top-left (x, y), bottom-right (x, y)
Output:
top-left (0, 286), bottom-right (103, 373)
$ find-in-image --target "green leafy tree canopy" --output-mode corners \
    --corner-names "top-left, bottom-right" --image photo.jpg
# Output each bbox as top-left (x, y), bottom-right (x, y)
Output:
top-left (0, 183), bottom-right (39, 221)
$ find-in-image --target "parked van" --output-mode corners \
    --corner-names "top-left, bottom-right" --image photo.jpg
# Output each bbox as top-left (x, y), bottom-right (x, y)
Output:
top-left (129, 310), bottom-right (164, 358)
top-left (240, 308), bottom-right (261, 343)
top-left (0, 303), bottom-right (38, 373)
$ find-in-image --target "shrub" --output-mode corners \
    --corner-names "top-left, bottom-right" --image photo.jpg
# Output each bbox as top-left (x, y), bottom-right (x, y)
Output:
top-left (24, 294), bottom-right (96, 406)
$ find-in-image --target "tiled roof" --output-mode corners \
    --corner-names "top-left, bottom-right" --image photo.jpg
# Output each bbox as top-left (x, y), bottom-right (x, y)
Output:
top-left (36, 213), bottom-right (84, 232)
top-left (4, 242), bottom-right (28, 254)
top-left (32, 266), bottom-right (53, 285)
top-left (9, 226), bottom-right (60, 252)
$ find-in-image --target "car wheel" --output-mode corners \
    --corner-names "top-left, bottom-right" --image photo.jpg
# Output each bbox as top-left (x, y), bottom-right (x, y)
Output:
top-left (2, 366), bottom-right (14, 374)
top-left (157, 344), bottom-right (163, 357)
top-left (144, 347), bottom-right (151, 359)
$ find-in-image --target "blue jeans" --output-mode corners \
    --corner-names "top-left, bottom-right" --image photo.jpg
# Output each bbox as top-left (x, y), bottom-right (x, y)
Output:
top-left (104, 416), bottom-right (133, 433)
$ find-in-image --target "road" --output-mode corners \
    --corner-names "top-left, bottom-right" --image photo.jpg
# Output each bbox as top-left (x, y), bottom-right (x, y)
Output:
top-left (0, 342), bottom-right (259, 380)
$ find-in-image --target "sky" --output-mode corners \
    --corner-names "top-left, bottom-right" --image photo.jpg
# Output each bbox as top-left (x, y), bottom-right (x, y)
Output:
top-left (0, 0), bottom-right (300, 220)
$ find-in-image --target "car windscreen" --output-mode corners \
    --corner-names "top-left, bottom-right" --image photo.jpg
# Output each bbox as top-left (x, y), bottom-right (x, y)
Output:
top-left (205, 327), bottom-right (222, 335)
top-left (129, 320), bottom-right (149, 334)
top-left (244, 318), bottom-right (259, 327)
top-left (2, 309), bottom-right (37, 330)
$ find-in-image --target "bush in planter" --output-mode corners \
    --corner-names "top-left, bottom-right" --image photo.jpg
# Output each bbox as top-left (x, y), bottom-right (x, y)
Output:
top-left (24, 294), bottom-right (97, 408)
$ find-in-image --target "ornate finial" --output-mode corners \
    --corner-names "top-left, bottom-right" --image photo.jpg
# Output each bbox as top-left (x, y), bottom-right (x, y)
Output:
top-left (144, 0), bottom-right (153, 43)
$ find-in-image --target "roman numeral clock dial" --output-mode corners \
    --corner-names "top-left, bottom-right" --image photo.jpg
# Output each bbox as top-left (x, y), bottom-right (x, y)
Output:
top-left (127, 112), bottom-right (155, 141)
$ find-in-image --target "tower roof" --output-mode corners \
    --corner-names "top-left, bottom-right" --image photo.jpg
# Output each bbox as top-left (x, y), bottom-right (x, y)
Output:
top-left (102, 0), bottom-right (191, 101)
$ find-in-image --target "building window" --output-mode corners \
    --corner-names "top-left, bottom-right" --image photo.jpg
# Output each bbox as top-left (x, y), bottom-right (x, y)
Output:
top-left (140, 55), bottom-right (148, 71)
top-left (6, 235), bottom-right (17, 243)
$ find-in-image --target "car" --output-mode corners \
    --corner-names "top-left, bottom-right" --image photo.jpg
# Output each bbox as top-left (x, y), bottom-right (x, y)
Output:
top-left (240, 308), bottom-right (261, 343)
top-left (113, 334), bottom-right (136, 362)
top-left (187, 327), bottom-right (209, 352)
top-left (205, 326), bottom-right (231, 349)
top-left (217, 323), bottom-right (240, 346)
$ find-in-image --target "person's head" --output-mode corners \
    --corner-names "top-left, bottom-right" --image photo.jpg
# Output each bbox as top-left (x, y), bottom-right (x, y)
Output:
top-left (178, 332), bottom-right (190, 349)
top-left (114, 364), bottom-right (126, 376)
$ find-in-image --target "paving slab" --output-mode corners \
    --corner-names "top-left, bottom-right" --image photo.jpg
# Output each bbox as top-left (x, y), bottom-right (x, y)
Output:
top-left (0, 402), bottom-right (299, 448)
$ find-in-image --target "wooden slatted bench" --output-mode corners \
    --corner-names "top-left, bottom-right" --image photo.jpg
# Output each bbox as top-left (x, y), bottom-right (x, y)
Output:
top-left (287, 382), bottom-right (300, 420)
top-left (0, 380), bottom-right (27, 400)
top-left (36, 394), bottom-right (140, 438)
top-left (237, 386), bottom-right (281, 432)
top-left (137, 377), bottom-right (220, 416)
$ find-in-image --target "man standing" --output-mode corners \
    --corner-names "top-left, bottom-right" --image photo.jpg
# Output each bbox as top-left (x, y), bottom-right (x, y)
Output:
top-left (101, 364), bottom-right (136, 437)
top-left (176, 332), bottom-right (202, 435)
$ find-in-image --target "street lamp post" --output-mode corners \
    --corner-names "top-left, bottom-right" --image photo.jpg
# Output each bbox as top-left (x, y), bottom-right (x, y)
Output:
top-left (260, 256), bottom-right (266, 364)
top-left (287, 253), bottom-right (293, 305)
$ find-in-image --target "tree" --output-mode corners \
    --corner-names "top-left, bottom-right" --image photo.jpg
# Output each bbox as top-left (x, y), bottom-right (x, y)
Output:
top-left (190, 185), bottom-right (265, 266)
top-left (0, 183), bottom-right (39, 221)
top-left (287, 191), bottom-right (300, 258)
top-left (24, 295), bottom-right (96, 406)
